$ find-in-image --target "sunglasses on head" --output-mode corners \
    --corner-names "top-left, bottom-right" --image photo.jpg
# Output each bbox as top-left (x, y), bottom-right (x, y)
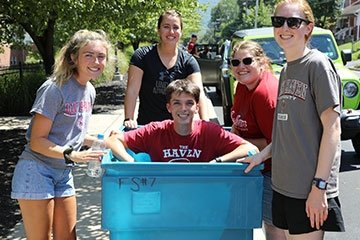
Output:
top-left (271, 16), bottom-right (310, 29)
top-left (230, 57), bottom-right (253, 67)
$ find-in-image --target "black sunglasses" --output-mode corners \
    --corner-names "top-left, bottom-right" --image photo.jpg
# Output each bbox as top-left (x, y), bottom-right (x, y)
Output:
top-left (271, 16), bottom-right (310, 29)
top-left (230, 57), bottom-right (253, 67)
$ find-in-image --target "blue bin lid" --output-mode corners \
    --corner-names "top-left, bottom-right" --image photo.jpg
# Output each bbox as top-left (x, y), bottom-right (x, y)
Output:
top-left (102, 150), bottom-right (263, 176)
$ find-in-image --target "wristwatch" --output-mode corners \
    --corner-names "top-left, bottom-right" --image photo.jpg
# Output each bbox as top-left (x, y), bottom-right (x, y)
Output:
top-left (214, 157), bottom-right (222, 163)
top-left (312, 177), bottom-right (328, 190)
top-left (63, 146), bottom-right (74, 164)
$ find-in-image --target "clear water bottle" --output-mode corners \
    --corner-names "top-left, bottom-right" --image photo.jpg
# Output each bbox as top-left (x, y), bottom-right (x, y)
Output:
top-left (86, 133), bottom-right (105, 178)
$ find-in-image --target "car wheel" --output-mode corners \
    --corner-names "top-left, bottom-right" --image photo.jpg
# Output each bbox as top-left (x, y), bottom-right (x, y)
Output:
top-left (351, 133), bottom-right (360, 156)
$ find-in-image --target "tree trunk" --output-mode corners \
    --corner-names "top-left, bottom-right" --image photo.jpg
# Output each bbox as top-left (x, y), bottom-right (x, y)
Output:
top-left (21, 14), bottom-right (56, 76)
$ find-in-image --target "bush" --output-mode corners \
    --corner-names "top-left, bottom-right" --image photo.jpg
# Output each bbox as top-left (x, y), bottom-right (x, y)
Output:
top-left (117, 49), bottom-right (130, 74)
top-left (0, 71), bottom-right (46, 116)
top-left (91, 47), bottom-right (116, 85)
top-left (92, 62), bottom-right (115, 85)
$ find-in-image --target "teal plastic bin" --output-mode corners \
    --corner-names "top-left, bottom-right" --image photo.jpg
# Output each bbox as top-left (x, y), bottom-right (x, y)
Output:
top-left (101, 151), bottom-right (263, 240)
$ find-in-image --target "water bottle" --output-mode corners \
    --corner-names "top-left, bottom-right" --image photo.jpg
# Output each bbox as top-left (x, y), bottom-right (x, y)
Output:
top-left (86, 133), bottom-right (105, 178)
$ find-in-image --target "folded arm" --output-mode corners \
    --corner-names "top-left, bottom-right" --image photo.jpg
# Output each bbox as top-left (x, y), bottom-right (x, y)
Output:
top-left (29, 113), bottom-right (104, 163)
top-left (105, 131), bottom-right (135, 162)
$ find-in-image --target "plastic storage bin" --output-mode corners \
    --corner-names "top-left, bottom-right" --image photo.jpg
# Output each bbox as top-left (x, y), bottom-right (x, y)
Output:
top-left (101, 151), bottom-right (263, 240)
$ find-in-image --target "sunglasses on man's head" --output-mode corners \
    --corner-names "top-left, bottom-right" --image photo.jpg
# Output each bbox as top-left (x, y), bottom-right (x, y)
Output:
top-left (230, 57), bottom-right (253, 67)
top-left (271, 16), bottom-right (310, 29)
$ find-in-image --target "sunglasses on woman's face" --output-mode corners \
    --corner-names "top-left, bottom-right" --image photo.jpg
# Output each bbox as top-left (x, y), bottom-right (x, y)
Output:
top-left (271, 16), bottom-right (310, 29)
top-left (230, 57), bottom-right (253, 67)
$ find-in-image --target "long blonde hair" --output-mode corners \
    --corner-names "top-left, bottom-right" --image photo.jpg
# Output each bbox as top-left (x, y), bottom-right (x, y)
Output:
top-left (232, 40), bottom-right (273, 72)
top-left (52, 29), bottom-right (112, 86)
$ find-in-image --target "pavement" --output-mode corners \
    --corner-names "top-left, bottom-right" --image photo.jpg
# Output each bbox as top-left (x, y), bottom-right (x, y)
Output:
top-left (3, 104), bottom-right (266, 240)
top-left (346, 59), bottom-right (360, 71)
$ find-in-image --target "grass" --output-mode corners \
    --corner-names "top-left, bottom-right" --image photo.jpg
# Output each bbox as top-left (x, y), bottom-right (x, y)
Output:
top-left (339, 41), bottom-right (360, 60)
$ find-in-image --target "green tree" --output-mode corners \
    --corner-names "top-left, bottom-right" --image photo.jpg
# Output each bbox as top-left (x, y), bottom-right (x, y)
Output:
top-left (206, 0), bottom-right (273, 41)
top-left (308, 0), bottom-right (342, 28)
top-left (209, 0), bottom-right (239, 41)
top-left (243, 0), bottom-right (272, 29)
top-left (0, 0), bottom-right (201, 75)
top-left (105, 0), bottom-right (204, 50)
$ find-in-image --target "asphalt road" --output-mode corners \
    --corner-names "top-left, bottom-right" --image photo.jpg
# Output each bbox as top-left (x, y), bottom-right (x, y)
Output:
top-left (326, 140), bottom-right (360, 239)
top-left (206, 87), bottom-right (360, 239)
top-left (328, 61), bottom-right (360, 239)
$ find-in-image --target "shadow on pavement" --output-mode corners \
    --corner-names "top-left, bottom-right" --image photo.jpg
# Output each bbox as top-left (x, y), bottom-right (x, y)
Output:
top-left (0, 129), bottom-right (26, 238)
top-left (340, 150), bottom-right (360, 173)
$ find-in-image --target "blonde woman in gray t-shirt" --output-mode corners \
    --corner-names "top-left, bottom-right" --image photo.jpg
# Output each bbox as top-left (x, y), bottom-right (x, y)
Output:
top-left (238, 0), bottom-right (345, 239)
top-left (11, 29), bottom-right (112, 240)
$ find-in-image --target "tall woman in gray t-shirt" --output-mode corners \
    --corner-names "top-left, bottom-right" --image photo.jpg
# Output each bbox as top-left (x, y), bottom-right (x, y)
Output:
top-left (238, 0), bottom-right (345, 239)
top-left (11, 30), bottom-right (112, 239)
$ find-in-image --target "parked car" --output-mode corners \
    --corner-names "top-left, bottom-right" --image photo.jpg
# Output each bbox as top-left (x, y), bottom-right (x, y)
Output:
top-left (219, 27), bottom-right (360, 155)
top-left (195, 44), bottom-right (223, 93)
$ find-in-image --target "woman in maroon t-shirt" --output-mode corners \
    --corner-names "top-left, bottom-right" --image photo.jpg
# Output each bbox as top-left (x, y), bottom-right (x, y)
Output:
top-left (230, 40), bottom-right (284, 240)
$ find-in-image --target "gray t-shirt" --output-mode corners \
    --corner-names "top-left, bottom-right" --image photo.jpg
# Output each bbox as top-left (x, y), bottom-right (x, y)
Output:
top-left (19, 77), bottom-right (96, 169)
top-left (272, 49), bottom-right (341, 199)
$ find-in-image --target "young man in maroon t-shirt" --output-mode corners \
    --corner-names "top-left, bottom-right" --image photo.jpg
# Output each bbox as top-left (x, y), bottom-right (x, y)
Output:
top-left (106, 79), bottom-right (258, 163)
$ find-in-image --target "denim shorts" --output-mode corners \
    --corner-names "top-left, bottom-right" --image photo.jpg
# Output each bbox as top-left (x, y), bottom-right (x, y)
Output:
top-left (262, 171), bottom-right (273, 225)
top-left (11, 159), bottom-right (75, 200)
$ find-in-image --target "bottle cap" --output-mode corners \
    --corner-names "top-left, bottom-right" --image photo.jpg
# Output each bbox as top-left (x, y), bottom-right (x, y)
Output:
top-left (97, 133), bottom-right (104, 139)
top-left (247, 149), bottom-right (257, 156)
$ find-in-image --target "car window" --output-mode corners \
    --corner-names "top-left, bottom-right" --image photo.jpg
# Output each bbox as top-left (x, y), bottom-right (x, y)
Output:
top-left (251, 38), bottom-right (286, 65)
top-left (309, 34), bottom-right (339, 60)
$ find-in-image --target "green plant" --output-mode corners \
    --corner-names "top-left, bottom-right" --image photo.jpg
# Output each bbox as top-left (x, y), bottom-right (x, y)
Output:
top-left (110, 44), bottom-right (135, 77)
top-left (92, 63), bottom-right (115, 85)
top-left (117, 49), bottom-right (130, 74)
top-left (92, 47), bottom-right (116, 85)
top-left (352, 40), bottom-right (360, 52)
top-left (25, 49), bottom-right (42, 64)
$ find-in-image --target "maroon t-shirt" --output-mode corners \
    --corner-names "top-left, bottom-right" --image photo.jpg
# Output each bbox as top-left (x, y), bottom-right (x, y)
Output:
top-left (231, 71), bottom-right (278, 172)
top-left (124, 120), bottom-right (244, 162)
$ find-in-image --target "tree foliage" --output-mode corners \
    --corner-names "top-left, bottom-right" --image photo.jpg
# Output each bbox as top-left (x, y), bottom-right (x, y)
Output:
top-left (308, 0), bottom-right (342, 28)
top-left (242, 0), bottom-right (272, 29)
top-left (204, 0), bottom-right (274, 41)
top-left (0, 0), bottom-right (202, 75)
top-left (210, 0), bottom-right (239, 42)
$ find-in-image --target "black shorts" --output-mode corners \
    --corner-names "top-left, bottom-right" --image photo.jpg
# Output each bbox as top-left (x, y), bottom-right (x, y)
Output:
top-left (272, 190), bottom-right (345, 234)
